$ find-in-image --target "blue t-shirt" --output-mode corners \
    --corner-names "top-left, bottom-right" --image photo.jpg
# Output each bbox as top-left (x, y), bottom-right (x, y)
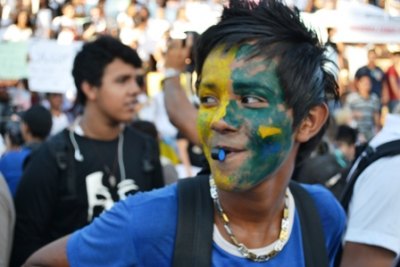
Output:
top-left (0, 148), bottom-right (31, 197)
top-left (67, 182), bottom-right (345, 267)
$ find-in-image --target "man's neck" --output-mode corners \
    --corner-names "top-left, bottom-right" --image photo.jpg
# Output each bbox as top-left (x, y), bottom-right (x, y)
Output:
top-left (79, 111), bottom-right (124, 140)
top-left (24, 135), bottom-right (43, 145)
top-left (215, 178), bottom-right (288, 249)
top-left (212, 147), bottom-right (297, 248)
top-left (51, 108), bottom-right (62, 117)
top-left (217, 177), bottom-right (287, 224)
top-left (359, 91), bottom-right (370, 99)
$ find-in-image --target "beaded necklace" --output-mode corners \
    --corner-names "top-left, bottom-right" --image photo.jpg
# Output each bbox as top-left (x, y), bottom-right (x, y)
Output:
top-left (209, 176), bottom-right (290, 262)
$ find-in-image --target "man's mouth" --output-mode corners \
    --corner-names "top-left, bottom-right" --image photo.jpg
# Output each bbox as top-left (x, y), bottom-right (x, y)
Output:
top-left (211, 148), bottom-right (229, 161)
top-left (210, 146), bottom-right (243, 161)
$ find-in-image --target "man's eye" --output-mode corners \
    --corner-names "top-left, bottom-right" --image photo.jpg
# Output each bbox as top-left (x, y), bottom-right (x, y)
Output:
top-left (242, 96), bottom-right (265, 104)
top-left (116, 76), bottom-right (131, 84)
top-left (200, 96), bottom-right (218, 106)
top-left (116, 78), bottom-right (127, 83)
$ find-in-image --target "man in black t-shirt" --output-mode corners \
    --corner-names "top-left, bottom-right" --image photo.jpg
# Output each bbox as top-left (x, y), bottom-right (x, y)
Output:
top-left (10, 36), bottom-right (164, 267)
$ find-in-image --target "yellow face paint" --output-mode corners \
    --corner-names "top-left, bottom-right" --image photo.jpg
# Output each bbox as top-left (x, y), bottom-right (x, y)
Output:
top-left (258, 126), bottom-right (282, 139)
top-left (197, 49), bottom-right (236, 147)
top-left (197, 44), bottom-right (294, 191)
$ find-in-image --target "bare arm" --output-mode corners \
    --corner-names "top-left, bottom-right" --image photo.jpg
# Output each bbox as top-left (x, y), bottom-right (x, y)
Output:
top-left (373, 111), bottom-right (381, 133)
top-left (23, 235), bottom-right (70, 267)
top-left (164, 77), bottom-right (200, 145)
top-left (176, 138), bottom-right (193, 177)
top-left (388, 74), bottom-right (400, 99)
top-left (340, 242), bottom-right (396, 267)
top-left (163, 35), bottom-right (200, 145)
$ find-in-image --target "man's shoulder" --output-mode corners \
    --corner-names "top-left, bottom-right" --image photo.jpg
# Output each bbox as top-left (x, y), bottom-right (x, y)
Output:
top-left (386, 65), bottom-right (398, 75)
top-left (300, 183), bottom-right (346, 225)
top-left (345, 155), bottom-right (400, 253)
top-left (124, 125), bottom-right (148, 137)
top-left (300, 183), bottom-right (338, 204)
top-left (122, 183), bottom-right (179, 235)
top-left (0, 150), bottom-right (28, 163)
top-left (356, 153), bottom-right (400, 187)
top-left (40, 130), bottom-right (70, 155)
top-left (23, 130), bottom-right (69, 169)
top-left (345, 91), bottom-right (361, 103)
top-left (124, 125), bottom-right (157, 144)
top-left (46, 129), bottom-right (70, 145)
top-left (127, 182), bottom-right (178, 207)
top-left (67, 184), bottom-right (179, 266)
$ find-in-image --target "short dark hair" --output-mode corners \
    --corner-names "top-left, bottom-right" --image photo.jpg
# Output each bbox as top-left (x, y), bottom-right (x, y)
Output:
top-left (21, 105), bottom-right (52, 140)
top-left (335, 125), bottom-right (357, 146)
top-left (195, 0), bottom-right (339, 163)
top-left (72, 35), bottom-right (142, 105)
top-left (5, 120), bottom-right (24, 146)
top-left (354, 68), bottom-right (370, 81)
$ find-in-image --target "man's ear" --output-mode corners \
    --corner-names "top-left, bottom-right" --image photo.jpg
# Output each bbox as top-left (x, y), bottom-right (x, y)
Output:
top-left (295, 103), bottom-right (329, 143)
top-left (81, 81), bottom-right (97, 102)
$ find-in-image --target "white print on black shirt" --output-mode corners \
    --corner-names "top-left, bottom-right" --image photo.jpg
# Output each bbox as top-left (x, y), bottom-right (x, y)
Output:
top-left (85, 171), bottom-right (138, 221)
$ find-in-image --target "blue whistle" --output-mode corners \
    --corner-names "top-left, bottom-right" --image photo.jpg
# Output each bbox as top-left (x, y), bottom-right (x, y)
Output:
top-left (211, 148), bottom-right (226, 161)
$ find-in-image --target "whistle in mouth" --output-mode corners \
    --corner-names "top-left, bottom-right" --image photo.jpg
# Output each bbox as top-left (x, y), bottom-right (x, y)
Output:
top-left (211, 148), bottom-right (226, 161)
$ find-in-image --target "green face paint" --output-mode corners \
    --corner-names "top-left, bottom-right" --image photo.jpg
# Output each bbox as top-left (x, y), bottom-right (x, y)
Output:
top-left (197, 45), bottom-right (294, 191)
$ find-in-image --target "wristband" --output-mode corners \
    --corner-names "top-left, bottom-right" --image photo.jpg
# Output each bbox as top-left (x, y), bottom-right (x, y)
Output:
top-left (163, 68), bottom-right (181, 80)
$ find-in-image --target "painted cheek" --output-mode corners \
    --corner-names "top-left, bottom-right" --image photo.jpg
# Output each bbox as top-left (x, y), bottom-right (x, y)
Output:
top-left (197, 99), bottom-right (229, 159)
top-left (258, 131), bottom-right (288, 156)
top-left (254, 110), bottom-right (293, 154)
top-left (233, 110), bottom-right (293, 189)
top-left (197, 111), bottom-right (212, 165)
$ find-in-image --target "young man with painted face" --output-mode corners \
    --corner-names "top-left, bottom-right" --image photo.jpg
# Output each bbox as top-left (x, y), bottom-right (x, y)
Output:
top-left (11, 36), bottom-right (164, 267)
top-left (24, 1), bottom-right (345, 266)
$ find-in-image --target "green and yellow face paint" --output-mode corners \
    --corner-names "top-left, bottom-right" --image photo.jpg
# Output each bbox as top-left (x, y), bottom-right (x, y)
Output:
top-left (197, 44), bottom-right (294, 192)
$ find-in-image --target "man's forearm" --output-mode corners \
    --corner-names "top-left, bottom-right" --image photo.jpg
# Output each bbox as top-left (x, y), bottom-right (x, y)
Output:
top-left (164, 76), bottom-right (200, 145)
top-left (340, 242), bottom-right (396, 267)
top-left (23, 236), bottom-right (70, 267)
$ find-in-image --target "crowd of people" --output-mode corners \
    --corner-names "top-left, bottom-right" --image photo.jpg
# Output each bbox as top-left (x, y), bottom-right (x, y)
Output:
top-left (0, 0), bottom-right (399, 72)
top-left (0, 0), bottom-right (399, 267)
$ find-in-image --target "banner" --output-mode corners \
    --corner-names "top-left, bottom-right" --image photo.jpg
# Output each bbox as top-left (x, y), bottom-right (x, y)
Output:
top-left (0, 42), bottom-right (28, 80)
top-left (28, 39), bottom-right (82, 93)
top-left (304, 1), bottom-right (400, 44)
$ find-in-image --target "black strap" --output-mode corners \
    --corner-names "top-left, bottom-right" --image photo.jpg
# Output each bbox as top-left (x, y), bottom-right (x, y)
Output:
top-left (173, 175), bottom-right (213, 267)
top-left (173, 177), bottom-right (328, 267)
top-left (47, 129), bottom-right (77, 200)
top-left (289, 181), bottom-right (329, 267)
top-left (340, 139), bottom-right (400, 212)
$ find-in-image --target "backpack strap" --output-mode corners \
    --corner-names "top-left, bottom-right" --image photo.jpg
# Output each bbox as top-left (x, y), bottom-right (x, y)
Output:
top-left (289, 181), bottom-right (329, 267)
top-left (173, 177), bottom-right (328, 267)
top-left (47, 129), bottom-right (77, 200)
top-left (173, 175), bottom-right (213, 267)
top-left (340, 139), bottom-right (400, 212)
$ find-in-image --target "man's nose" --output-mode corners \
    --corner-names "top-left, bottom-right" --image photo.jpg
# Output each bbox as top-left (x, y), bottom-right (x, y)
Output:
top-left (210, 101), bottom-right (239, 134)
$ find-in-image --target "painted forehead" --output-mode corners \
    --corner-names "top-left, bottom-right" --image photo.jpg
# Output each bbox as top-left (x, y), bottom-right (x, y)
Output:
top-left (200, 45), bottom-right (283, 98)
